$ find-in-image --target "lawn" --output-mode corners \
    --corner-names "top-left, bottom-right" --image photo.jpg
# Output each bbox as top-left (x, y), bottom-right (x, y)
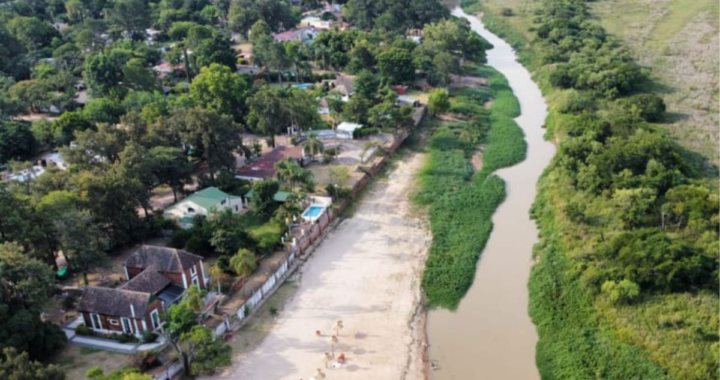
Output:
top-left (238, 212), bottom-right (284, 249)
top-left (51, 345), bottom-right (132, 380)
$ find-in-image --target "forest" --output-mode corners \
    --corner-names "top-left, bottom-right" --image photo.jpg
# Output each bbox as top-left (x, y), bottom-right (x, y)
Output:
top-left (464, 0), bottom-right (719, 378)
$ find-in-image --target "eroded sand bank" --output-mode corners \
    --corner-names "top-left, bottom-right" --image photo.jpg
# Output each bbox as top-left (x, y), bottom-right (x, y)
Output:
top-left (207, 152), bottom-right (430, 380)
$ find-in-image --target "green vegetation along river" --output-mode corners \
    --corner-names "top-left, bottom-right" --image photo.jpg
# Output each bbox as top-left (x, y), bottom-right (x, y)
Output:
top-left (426, 7), bottom-right (555, 379)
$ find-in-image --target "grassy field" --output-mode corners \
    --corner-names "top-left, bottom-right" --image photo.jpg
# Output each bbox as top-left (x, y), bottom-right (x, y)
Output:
top-left (51, 345), bottom-right (132, 380)
top-left (591, 0), bottom-right (719, 171)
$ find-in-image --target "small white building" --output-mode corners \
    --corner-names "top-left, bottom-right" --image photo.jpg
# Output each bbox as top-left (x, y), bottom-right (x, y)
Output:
top-left (336, 122), bottom-right (363, 140)
top-left (163, 187), bottom-right (243, 229)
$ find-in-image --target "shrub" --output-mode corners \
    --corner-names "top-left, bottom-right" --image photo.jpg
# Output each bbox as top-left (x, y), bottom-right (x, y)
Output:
top-left (75, 324), bottom-right (94, 336)
top-left (353, 126), bottom-right (379, 138)
top-left (601, 280), bottom-right (640, 304)
top-left (501, 7), bottom-right (514, 16)
top-left (559, 90), bottom-right (595, 114)
top-left (618, 94), bottom-right (666, 122)
top-left (117, 333), bottom-right (139, 343)
top-left (86, 366), bottom-right (104, 379)
top-left (169, 228), bottom-right (192, 249)
top-left (142, 330), bottom-right (158, 343)
top-left (428, 88), bottom-right (450, 115)
top-left (549, 65), bottom-right (573, 88)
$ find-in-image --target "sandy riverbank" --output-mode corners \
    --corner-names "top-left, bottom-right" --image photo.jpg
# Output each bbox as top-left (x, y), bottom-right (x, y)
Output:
top-left (205, 152), bottom-right (431, 380)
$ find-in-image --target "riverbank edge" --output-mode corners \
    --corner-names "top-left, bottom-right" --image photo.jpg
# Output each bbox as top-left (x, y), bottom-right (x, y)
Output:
top-left (463, 1), bottom-right (719, 379)
top-left (414, 63), bottom-right (526, 310)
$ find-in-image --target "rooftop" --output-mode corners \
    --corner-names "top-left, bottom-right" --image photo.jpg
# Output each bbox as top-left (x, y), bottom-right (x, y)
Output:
top-left (125, 245), bottom-right (202, 274)
top-left (167, 187), bottom-right (239, 211)
top-left (235, 146), bottom-right (304, 180)
top-left (119, 268), bottom-right (171, 295)
top-left (77, 286), bottom-right (151, 319)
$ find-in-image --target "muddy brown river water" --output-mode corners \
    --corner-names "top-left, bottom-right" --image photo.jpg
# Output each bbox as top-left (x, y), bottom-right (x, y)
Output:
top-left (426, 7), bottom-right (556, 380)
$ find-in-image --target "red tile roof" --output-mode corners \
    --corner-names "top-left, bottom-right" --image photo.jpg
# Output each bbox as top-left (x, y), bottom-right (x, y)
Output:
top-left (235, 145), bottom-right (303, 179)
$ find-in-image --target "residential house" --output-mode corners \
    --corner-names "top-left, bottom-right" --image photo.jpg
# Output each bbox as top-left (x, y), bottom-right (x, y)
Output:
top-left (163, 187), bottom-right (243, 229)
top-left (324, 74), bottom-right (356, 102)
top-left (235, 145), bottom-right (306, 181)
top-left (78, 246), bottom-right (206, 337)
top-left (273, 27), bottom-right (317, 44)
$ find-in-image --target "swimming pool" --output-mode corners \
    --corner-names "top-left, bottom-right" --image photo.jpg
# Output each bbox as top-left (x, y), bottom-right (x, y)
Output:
top-left (292, 83), bottom-right (314, 90)
top-left (302, 205), bottom-right (324, 220)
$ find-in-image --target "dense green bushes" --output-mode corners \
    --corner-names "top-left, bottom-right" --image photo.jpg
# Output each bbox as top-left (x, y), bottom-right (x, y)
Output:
top-left (417, 66), bottom-right (526, 309)
top-left (465, 0), bottom-right (719, 378)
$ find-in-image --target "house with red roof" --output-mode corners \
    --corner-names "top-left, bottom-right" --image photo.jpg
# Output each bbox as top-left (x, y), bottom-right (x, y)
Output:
top-left (77, 246), bottom-right (206, 337)
top-left (273, 27), bottom-right (317, 43)
top-left (235, 145), bottom-right (306, 181)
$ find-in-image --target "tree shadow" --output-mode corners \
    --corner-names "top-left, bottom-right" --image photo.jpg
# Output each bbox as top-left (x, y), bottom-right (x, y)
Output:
top-left (676, 144), bottom-right (719, 179)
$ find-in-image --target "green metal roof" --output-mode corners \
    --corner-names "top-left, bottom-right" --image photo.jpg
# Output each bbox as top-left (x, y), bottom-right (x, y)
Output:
top-left (244, 190), bottom-right (292, 202)
top-left (168, 187), bottom-right (239, 211)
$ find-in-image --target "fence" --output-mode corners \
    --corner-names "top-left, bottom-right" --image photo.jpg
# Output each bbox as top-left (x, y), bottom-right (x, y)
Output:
top-left (153, 361), bottom-right (183, 380)
top-left (233, 252), bottom-right (296, 323)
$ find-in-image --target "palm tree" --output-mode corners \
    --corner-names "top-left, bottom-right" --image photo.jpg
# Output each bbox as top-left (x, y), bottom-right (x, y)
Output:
top-left (275, 158), bottom-right (314, 191)
top-left (302, 135), bottom-right (324, 161)
top-left (230, 248), bottom-right (258, 278)
top-left (209, 262), bottom-right (224, 294)
top-left (275, 157), bottom-right (302, 189)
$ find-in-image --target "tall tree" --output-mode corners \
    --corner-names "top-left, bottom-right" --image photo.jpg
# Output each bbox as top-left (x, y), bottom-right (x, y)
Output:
top-left (190, 64), bottom-right (250, 122)
top-left (377, 47), bottom-right (415, 84)
top-left (106, 0), bottom-right (151, 39)
top-left (54, 210), bottom-right (108, 286)
top-left (149, 146), bottom-right (193, 202)
top-left (250, 179), bottom-right (280, 217)
top-left (0, 347), bottom-right (65, 380)
top-left (209, 209), bottom-right (255, 255)
top-left (84, 54), bottom-right (123, 97)
top-left (0, 120), bottom-right (35, 163)
top-left (177, 107), bottom-right (241, 180)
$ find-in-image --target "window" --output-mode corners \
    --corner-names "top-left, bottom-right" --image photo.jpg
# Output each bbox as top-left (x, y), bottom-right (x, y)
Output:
top-left (109, 319), bottom-right (119, 326)
top-left (190, 265), bottom-right (197, 276)
top-left (121, 317), bottom-right (132, 334)
top-left (235, 205), bottom-right (238, 211)
top-left (221, 199), bottom-right (226, 205)
top-left (187, 207), bottom-right (195, 213)
top-left (192, 277), bottom-right (199, 286)
top-left (90, 313), bottom-right (102, 330)
top-left (150, 310), bottom-right (160, 330)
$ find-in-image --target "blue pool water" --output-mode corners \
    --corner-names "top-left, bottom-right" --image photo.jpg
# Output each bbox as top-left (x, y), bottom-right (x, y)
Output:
top-left (292, 83), bottom-right (314, 90)
top-left (302, 205), bottom-right (324, 219)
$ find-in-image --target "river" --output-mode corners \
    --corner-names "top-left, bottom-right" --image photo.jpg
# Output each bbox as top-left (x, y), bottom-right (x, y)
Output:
top-left (426, 7), bottom-right (556, 380)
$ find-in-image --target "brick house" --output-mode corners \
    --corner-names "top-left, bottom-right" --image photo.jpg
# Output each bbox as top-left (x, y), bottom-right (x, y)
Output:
top-left (77, 246), bottom-right (206, 337)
